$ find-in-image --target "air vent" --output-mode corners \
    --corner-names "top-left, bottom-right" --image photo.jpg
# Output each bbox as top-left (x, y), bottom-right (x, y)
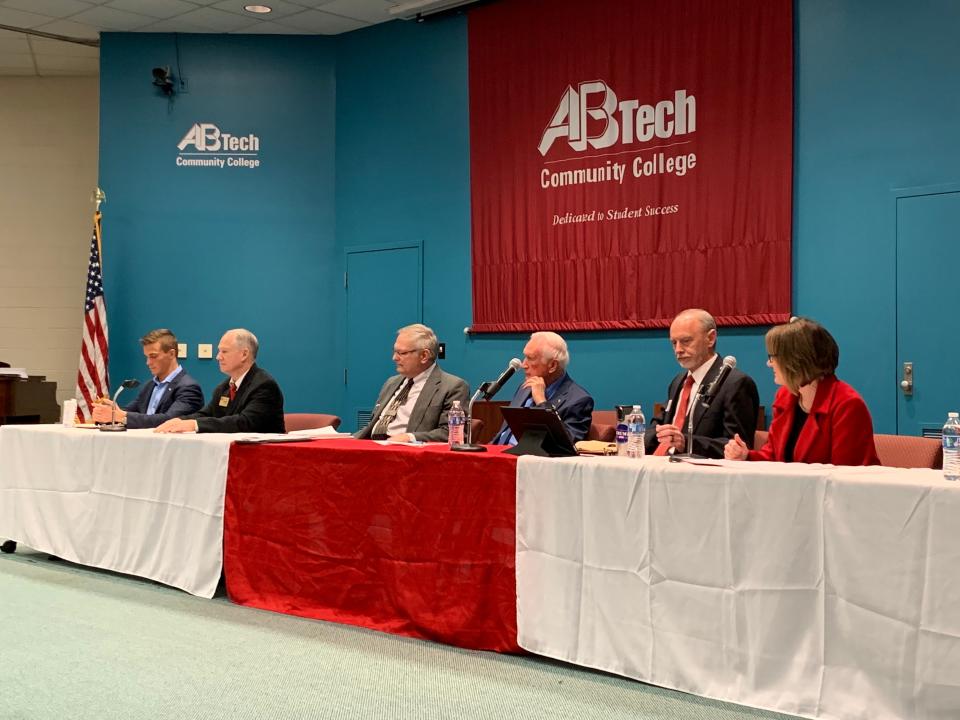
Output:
top-left (921, 426), bottom-right (943, 440)
top-left (357, 409), bottom-right (373, 433)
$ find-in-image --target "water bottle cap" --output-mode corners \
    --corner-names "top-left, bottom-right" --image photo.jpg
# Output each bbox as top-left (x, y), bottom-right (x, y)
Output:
top-left (633, 404), bottom-right (643, 412)
top-left (950, 412), bottom-right (959, 418)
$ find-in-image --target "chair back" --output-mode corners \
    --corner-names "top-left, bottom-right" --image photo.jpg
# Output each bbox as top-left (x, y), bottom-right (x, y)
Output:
top-left (284, 413), bottom-right (342, 432)
top-left (589, 410), bottom-right (618, 442)
top-left (753, 430), bottom-right (769, 451)
top-left (469, 417), bottom-right (485, 442)
top-left (874, 434), bottom-right (942, 469)
top-left (752, 430), bottom-right (941, 469)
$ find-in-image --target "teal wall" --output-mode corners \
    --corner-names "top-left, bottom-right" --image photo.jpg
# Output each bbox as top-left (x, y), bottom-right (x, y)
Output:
top-left (99, 33), bottom-right (338, 410)
top-left (99, 1), bottom-right (960, 431)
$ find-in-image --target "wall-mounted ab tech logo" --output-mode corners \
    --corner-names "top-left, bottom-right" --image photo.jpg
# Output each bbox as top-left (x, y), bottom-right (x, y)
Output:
top-left (176, 123), bottom-right (261, 169)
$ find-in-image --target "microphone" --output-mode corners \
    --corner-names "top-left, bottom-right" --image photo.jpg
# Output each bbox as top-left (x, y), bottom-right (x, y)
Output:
top-left (98, 378), bottom-right (141, 432)
top-left (482, 358), bottom-right (522, 400)
top-left (699, 356), bottom-right (736, 407)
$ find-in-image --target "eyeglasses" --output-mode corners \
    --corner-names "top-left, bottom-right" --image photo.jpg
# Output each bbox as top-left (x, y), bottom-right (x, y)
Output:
top-left (393, 348), bottom-right (418, 357)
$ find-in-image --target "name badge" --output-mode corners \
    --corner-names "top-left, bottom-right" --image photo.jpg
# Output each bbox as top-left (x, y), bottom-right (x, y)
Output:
top-left (219, 395), bottom-right (230, 407)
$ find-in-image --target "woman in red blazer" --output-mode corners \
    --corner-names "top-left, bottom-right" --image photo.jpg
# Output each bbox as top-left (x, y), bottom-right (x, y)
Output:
top-left (725, 318), bottom-right (880, 466)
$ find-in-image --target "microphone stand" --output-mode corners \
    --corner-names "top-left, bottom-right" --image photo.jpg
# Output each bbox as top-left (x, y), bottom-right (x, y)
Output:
top-left (98, 379), bottom-right (140, 432)
top-left (451, 384), bottom-right (490, 453)
top-left (669, 391), bottom-right (707, 461)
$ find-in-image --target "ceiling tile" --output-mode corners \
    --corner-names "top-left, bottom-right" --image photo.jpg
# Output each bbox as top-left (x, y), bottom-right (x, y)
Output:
top-left (31, 19), bottom-right (101, 39)
top-left (270, 8), bottom-right (365, 33)
top-left (232, 20), bottom-right (313, 34)
top-left (68, 5), bottom-right (157, 30)
top-left (152, 6), bottom-right (261, 31)
top-left (312, 0), bottom-right (392, 23)
top-left (102, 0), bottom-right (199, 20)
top-left (209, 0), bottom-right (311, 22)
top-left (290, 0), bottom-right (344, 7)
top-left (1, 0), bottom-right (96, 19)
top-left (135, 16), bottom-right (220, 32)
top-left (0, 7), bottom-right (57, 28)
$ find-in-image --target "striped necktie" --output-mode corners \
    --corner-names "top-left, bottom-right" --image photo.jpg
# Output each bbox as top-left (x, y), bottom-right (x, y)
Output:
top-left (372, 378), bottom-right (414, 439)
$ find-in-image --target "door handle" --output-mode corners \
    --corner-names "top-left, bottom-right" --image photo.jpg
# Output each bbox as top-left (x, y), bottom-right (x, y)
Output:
top-left (901, 361), bottom-right (913, 396)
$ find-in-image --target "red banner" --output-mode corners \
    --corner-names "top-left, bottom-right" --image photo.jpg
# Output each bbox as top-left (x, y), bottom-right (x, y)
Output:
top-left (468, 0), bottom-right (793, 331)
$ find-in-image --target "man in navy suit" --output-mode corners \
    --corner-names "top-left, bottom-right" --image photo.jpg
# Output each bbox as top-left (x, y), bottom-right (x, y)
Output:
top-left (91, 328), bottom-right (203, 429)
top-left (492, 331), bottom-right (594, 444)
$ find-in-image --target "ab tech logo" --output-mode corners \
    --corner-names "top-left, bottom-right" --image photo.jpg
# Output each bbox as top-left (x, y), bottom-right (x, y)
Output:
top-left (538, 81), bottom-right (696, 156)
top-left (176, 123), bottom-right (262, 169)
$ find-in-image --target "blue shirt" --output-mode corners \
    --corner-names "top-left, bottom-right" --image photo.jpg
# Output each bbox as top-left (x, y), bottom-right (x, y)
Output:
top-left (146, 365), bottom-right (183, 415)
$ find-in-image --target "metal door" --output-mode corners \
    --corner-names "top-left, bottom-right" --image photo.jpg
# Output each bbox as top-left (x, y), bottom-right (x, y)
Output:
top-left (896, 188), bottom-right (960, 435)
top-left (345, 243), bottom-right (422, 432)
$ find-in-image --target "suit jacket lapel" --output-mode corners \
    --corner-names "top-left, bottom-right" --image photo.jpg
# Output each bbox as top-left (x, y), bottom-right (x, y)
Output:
top-left (156, 373), bottom-right (179, 413)
top-left (407, 367), bottom-right (440, 431)
top-left (372, 376), bottom-right (405, 425)
top-left (666, 372), bottom-right (684, 424)
top-left (229, 365), bottom-right (258, 410)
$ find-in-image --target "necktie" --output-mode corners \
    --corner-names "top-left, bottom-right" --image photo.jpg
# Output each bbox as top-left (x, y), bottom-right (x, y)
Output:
top-left (654, 374), bottom-right (694, 456)
top-left (371, 378), bottom-right (414, 439)
top-left (229, 381), bottom-right (237, 402)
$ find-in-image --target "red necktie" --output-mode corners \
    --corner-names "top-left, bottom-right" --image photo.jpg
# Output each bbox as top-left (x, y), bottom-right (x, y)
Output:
top-left (229, 381), bottom-right (237, 402)
top-left (654, 374), bottom-right (694, 456)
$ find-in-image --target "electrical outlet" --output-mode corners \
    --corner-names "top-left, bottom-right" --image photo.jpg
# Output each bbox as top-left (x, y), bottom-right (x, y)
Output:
top-left (198, 343), bottom-right (213, 359)
top-left (177, 343), bottom-right (187, 359)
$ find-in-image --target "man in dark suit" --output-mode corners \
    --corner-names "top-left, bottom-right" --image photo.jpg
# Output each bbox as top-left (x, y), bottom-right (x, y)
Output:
top-left (645, 308), bottom-right (759, 458)
top-left (492, 331), bottom-right (594, 444)
top-left (90, 328), bottom-right (203, 429)
top-left (355, 323), bottom-right (469, 442)
top-left (156, 328), bottom-right (284, 434)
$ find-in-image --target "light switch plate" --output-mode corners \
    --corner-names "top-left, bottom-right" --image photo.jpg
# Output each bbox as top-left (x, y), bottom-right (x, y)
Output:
top-left (198, 343), bottom-right (213, 359)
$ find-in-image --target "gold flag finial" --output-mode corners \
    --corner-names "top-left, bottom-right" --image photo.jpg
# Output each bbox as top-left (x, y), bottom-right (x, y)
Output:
top-left (93, 187), bottom-right (106, 212)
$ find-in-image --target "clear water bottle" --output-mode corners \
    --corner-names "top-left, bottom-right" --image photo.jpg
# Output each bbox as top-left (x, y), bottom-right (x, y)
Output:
top-left (615, 416), bottom-right (629, 456)
top-left (943, 412), bottom-right (960, 481)
top-left (448, 400), bottom-right (466, 446)
top-left (625, 404), bottom-right (646, 459)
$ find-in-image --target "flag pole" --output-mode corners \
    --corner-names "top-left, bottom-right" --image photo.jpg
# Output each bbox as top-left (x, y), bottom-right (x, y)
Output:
top-left (92, 187), bottom-right (105, 262)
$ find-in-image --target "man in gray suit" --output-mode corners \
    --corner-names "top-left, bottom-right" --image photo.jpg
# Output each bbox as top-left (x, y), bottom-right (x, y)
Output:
top-left (355, 323), bottom-right (469, 442)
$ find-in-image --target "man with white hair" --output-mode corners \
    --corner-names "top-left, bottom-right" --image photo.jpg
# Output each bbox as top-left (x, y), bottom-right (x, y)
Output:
top-left (355, 323), bottom-right (469, 442)
top-left (644, 308), bottom-right (758, 457)
top-left (492, 331), bottom-right (594, 444)
top-left (155, 328), bottom-right (285, 434)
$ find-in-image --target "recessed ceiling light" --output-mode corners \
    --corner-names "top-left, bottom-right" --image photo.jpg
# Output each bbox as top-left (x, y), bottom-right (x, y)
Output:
top-left (243, 4), bottom-right (272, 13)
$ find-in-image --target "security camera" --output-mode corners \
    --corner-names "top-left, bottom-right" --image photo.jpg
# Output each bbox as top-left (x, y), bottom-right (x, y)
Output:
top-left (152, 66), bottom-right (175, 96)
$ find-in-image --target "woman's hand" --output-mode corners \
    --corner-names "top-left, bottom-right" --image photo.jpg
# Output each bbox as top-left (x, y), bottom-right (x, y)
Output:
top-left (724, 433), bottom-right (750, 460)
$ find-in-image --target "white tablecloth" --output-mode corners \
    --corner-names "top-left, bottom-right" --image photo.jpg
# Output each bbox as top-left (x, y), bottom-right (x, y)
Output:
top-left (516, 455), bottom-right (960, 720)
top-left (0, 425), bottom-right (234, 598)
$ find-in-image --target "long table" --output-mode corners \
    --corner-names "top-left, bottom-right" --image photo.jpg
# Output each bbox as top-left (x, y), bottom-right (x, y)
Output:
top-left (0, 424), bottom-right (233, 597)
top-left (224, 439), bottom-right (520, 652)
top-left (515, 455), bottom-right (960, 720)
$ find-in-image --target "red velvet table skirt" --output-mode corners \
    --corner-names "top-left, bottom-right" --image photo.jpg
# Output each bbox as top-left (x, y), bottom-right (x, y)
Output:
top-left (224, 440), bottom-right (521, 652)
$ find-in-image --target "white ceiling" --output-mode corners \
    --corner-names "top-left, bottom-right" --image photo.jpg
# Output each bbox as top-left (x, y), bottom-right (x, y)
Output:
top-left (0, 0), bottom-right (425, 76)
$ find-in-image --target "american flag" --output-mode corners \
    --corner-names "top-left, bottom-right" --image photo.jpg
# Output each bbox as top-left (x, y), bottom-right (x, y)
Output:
top-left (74, 211), bottom-right (109, 423)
